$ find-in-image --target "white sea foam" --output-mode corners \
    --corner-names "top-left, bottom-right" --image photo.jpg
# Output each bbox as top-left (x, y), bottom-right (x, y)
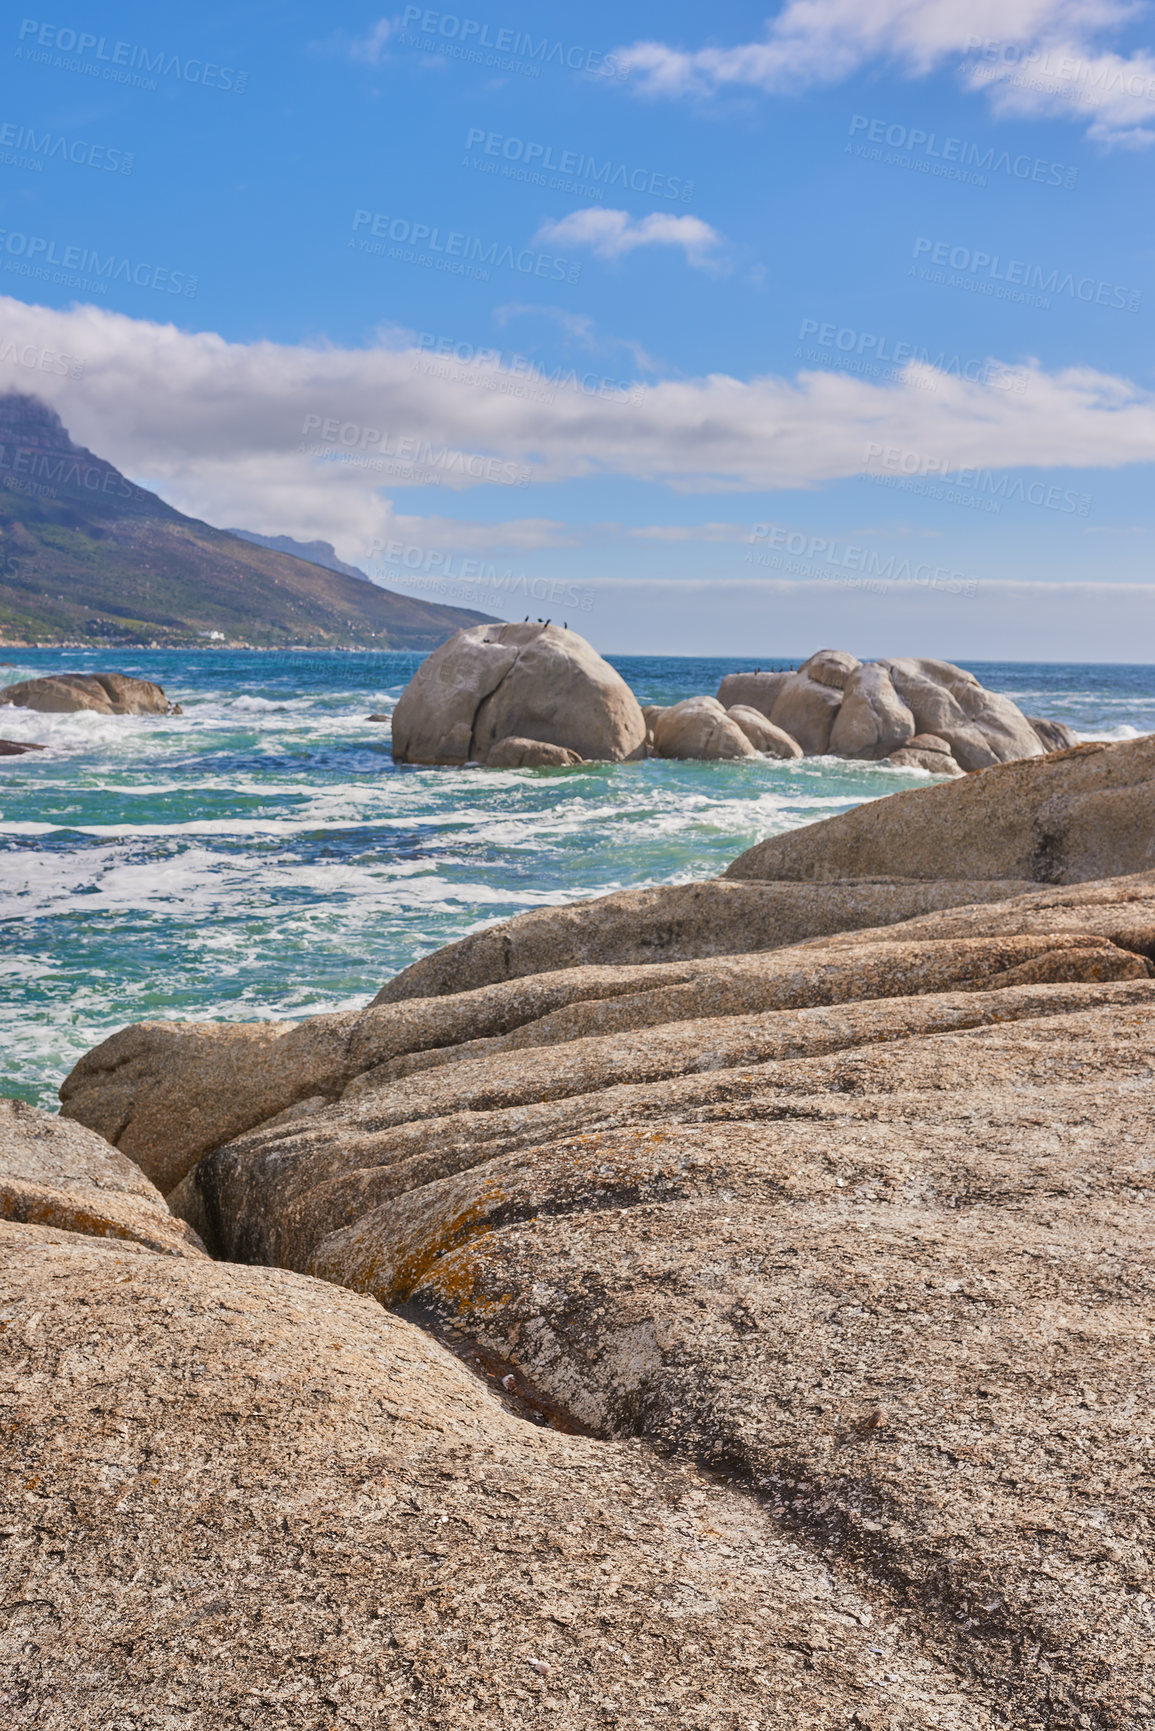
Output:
top-left (1076, 724), bottom-right (1146, 742)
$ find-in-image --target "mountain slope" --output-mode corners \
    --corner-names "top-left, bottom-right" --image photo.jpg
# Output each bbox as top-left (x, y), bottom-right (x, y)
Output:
top-left (0, 394), bottom-right (497, 648)
top-left (225, 530), bottom-right (370, 583)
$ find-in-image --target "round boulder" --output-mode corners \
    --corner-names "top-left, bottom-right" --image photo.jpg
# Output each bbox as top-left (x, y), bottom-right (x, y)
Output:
top-left (887, 735), bottom-right (964, 775)
top-left (768, 674), bottom-right (843, 755)
top-left (727, 706), bottom-right (803, 758)
top-left (652, 697), bottom-right (757, 761)
top-left (882, 658), bottom-right (1043, 772)
top-left (390, 623), bottom-right (646, 766)
top-left (641, 704), bottom-right (666, 752)
top-left (798, 649), bottom-right (861, 691)
top-left (829, 663), bottom-right (915, 761)
top-left (715, 670), bottom-right (791, 718)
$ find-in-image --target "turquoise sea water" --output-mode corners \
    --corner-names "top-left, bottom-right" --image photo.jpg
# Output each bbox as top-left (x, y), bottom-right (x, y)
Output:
top-left (1, 646), bottom-right (1152, 1108)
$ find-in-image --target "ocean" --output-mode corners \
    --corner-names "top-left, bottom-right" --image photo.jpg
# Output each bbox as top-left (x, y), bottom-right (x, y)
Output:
top-left (1, 646), bottom-right (1151, 1109)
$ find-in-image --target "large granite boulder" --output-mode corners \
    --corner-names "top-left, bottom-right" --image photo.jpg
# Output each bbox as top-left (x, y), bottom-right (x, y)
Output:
top-left (768, 673), bottom-right (843, 753)
top-left (0, 672), bottom-right (177, 715)
top-left (390, 622), bottom-right (645, 766)
top-left (640, 703), bottom-right (664, 751)
top-left (828, 662), bottom-right (916, 760)
top-left (726, 705), bottom-right (803, 757)
top-left (651, 695), bottom-right (756, 760)
top-left (715, 669), bottom-right (791, 717)
top-left (881, 657), bottom-right (1042, 771)
top-left (727, 733), bottom-right (1155, 883)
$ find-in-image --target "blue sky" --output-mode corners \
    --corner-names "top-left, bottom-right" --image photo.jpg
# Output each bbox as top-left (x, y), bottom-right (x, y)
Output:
top-left (2, 0), bottom-right (1155, 656)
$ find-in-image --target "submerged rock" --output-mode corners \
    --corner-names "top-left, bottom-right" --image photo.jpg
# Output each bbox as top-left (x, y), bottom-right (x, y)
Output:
top-left (0, 737), bottom-right (46, 755)
top-left (390, 622), bottom-right (645, 766)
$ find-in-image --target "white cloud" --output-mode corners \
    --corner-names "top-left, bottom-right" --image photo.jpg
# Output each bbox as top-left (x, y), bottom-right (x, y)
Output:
top-left (533, 209), bottom-right (724, 267)
top-left (348, 16), bottom-right (396, 65)
top-left (1, 297), bottom-right (1154, 563)
top-left (615, 1), bottom-right (1155, 145)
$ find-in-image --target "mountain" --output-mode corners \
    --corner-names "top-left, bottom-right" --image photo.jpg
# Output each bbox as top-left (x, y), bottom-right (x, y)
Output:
top-left (0, 394), bottom-right (498, 648)
top-left (225, 530), bottom-right (370, 583)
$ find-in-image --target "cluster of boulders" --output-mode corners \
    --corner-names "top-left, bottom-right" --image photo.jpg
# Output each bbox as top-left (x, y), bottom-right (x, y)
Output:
top-left (389, 627), bottom-right (1078, 774)
top-left (0, 671), bottom-right (180, 716)
top-left (634, 648), bottom-right (1079, 773)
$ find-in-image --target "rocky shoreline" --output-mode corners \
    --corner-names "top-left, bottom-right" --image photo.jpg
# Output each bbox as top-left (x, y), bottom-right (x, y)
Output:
top-left (4, 732), bottom-right (1155, 1727)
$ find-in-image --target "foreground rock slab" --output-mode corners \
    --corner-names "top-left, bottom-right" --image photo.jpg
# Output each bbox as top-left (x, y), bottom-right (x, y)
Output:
top-left (2, 1222), bottom-right (1007, 1729)
top-left (44, 790), bottom-right (1155, 1726)
top-left (180, 982), bottom-right (1155, 1731)
top-left (369, 878), bottom-right (1038, 1002)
